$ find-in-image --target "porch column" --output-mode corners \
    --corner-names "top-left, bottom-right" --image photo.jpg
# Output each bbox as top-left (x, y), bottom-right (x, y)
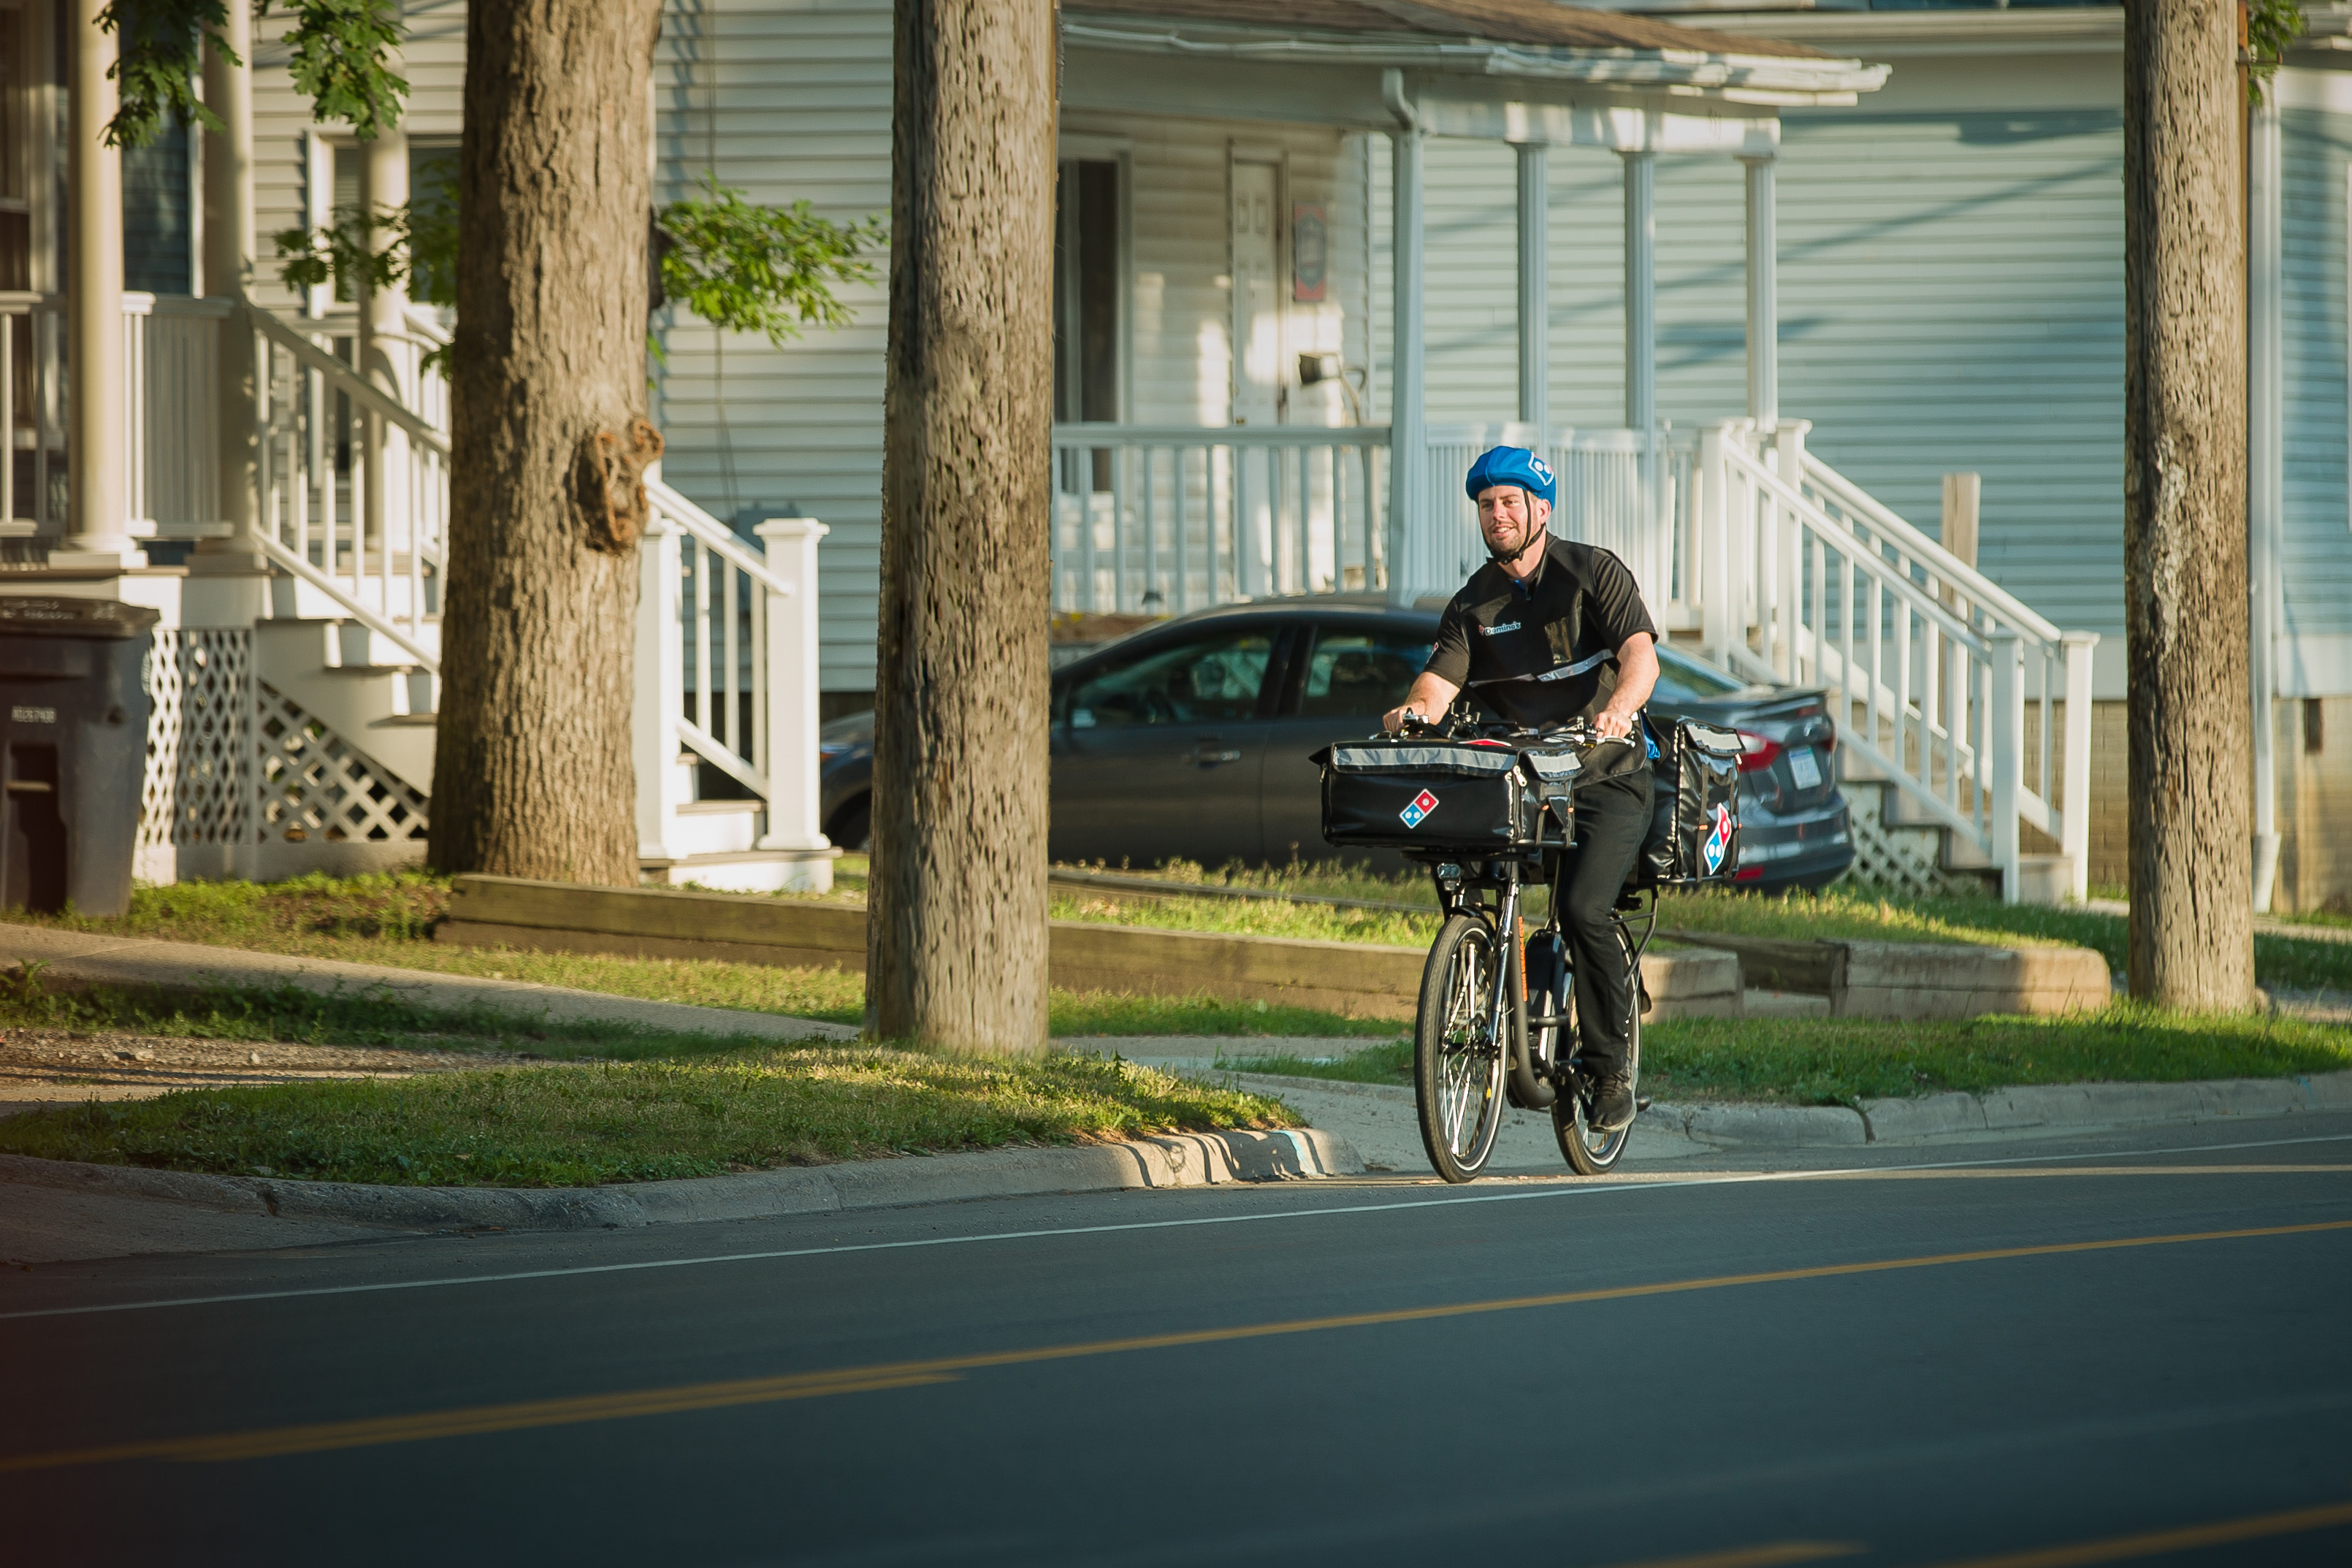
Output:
top-left (359, 87), bottom-right (411, 593)
top-left (1741, 153), bottom-right (1778, 428)
top-left (1386, 72), bottom-right (1427, 603)
top-left (2249, 93), bottom-right (2283, 911)
top-left (58, 0), bottom-right (140, 568)
top-left (1620, 145), bottom-right (1655, 435)
top-left (1516, 142), bottom-right (1548, 433)
top-left (197, 1), bottom-right (264, 573)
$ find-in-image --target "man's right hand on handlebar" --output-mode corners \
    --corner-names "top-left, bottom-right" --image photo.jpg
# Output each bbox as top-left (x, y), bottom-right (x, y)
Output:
top-left (1383, 670), bottom-right (1463, 734)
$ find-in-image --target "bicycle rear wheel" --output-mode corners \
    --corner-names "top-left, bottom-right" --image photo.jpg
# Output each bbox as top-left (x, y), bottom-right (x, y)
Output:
top-left (1554, 998), bottom-right (1638, 1176)
top-left (1415, 913), bottom-right (1509, 1183)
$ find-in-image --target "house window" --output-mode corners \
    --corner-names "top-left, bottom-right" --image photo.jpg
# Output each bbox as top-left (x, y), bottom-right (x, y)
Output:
top-left (1055, 158), bottom-right (1120, 490)
top-left (122, 121), bottom-right (191, 294)
top-left (0, 7), bottom-right (23, 293)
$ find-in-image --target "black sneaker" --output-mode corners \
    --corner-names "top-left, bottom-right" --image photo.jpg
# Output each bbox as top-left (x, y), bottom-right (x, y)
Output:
top-left (1589, 1072), bottom-right (1637, 1133)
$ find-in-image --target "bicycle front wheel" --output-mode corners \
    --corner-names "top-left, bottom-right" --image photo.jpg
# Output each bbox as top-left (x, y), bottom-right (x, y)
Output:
top-left (1415, 913), bottom-right (1510, 1183)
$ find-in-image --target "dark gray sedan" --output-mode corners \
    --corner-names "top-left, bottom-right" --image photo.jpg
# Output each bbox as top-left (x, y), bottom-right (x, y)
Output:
top-left (819, 600), bottom-right (1853, 892)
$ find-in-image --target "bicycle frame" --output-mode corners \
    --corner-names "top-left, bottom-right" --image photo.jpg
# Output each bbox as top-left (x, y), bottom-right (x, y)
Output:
top-left (1419, 836), bottom-right (1662, 1115)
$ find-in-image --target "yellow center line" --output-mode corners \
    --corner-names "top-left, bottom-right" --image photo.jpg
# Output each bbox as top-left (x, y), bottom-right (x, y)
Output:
top-left (1916, 1496), bottom-right (2352, 1568)
top-left (1600, 1543), bottom-right (1865, 1568)
top-left (7, 1217), bottom-right (2348, 1475)
top-left (1803, 1165), bottom-right (2352, 1179)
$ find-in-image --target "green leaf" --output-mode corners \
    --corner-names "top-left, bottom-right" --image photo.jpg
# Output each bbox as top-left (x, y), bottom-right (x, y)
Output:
top-left (655, 174), bottom-right (883, 348)
top-left (2247, 0), bottom-right (2306, 104)
top-left (96, 0), bottom-right (235, 150)
top-left (270, 0), bottom-right (408, 139)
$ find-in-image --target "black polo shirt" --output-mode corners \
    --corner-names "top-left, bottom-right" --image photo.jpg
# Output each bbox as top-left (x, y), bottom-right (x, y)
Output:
top-left (1424, 535), bottom-right (1658, 773)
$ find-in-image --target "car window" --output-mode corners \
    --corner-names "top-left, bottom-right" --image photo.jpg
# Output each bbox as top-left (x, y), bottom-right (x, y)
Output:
top-left (1296, 627), bottom-right (1430, 718)
top-left (1066, 630), bottom-right (1276, 728)
top-left (1652, 646), bottom-right (1749, 705)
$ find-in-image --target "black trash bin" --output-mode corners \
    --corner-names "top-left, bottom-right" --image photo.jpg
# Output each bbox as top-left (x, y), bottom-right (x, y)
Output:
top-left (0, 597), bottom-right (160, 917)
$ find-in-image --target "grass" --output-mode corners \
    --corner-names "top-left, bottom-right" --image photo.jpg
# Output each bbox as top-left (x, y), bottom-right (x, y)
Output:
top-left (1651, 884), bottom-right (2352, 994)
top-left (0, 1046), bottom-right (1299, 1188)
top-left (0, 873), bottom-right (1397, 1039)
top-left (0, 961), bottom-right (782, 1060)
top-left (1070, 857), bottom-right (1443, 907)
top-left (1221, 1006), bottom-right (2352, 1106)
top-left (1049, 890), bottom-right (1437, 948)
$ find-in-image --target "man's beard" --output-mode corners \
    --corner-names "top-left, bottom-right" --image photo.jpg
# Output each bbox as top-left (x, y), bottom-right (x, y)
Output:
top-left (1484, 518), bottom-right (1543, 565)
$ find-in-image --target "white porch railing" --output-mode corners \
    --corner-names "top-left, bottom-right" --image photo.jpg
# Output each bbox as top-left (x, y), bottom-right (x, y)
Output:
top-left (1420, 423), bottom-right (1697, 624)
top-left (635, 475), bottom-right (829, 880)
top-left (245, 302), bottom-right (448, 668)
top-left (1049, 423), bottom-right (1389, 612)
top-left (1692, 420), bottom-right (2096, 903)
top-left (0, 291), bottom-right (235, 541)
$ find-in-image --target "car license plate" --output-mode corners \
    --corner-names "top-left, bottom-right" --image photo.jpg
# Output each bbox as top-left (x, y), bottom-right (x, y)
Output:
top-left (1788, 746), bottom-right (1822, 790)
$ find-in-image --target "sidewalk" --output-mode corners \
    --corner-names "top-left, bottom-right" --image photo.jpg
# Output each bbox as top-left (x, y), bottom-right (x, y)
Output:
top-left (2086, 898), bottom-right (2352, 947)
top-left (0, 924), bottom-right (858, 1044)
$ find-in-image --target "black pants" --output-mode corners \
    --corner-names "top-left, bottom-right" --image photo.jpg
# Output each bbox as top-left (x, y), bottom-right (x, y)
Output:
top-left (1556, 768), bottom-right (1651, 1077)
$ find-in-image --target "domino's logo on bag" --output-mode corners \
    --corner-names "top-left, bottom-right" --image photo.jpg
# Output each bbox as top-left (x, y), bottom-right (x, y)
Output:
top-left (1702, 803), bottom-right (1733, 876)
top-left (1400, 789), bottom-right (1439, 829)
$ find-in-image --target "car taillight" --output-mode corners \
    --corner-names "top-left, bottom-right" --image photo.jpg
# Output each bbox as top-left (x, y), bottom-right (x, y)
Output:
top-left (1819, 719), bottom-right (1836, 755)
top-left (1736, 731), bottom-right (1782, 773)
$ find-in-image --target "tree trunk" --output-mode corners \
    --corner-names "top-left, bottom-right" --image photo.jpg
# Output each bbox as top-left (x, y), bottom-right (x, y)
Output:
top-left (432, 0), bottom-right (663, 884)
top-left (868, 0), bottom-right (1055, 1051)
top-left (2123, 0), bottom-right (2256, 1007)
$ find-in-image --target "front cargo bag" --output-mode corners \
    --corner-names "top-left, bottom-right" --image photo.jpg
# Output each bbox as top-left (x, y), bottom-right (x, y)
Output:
top-left (1638, 718), bottom-right (1742, 885)
top-left (1317, 739), bottom-right (1535, 852)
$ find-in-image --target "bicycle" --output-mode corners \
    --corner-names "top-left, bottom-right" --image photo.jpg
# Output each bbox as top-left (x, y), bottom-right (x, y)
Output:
top-left (1391, 715), bottom-right (1661, 1184)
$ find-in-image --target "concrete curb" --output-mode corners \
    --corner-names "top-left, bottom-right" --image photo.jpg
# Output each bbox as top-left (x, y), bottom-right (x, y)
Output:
top-left (1662, 1068), bottom-right (2352, 1147)
top-left (1215, 1068), bottom-right (2352, 1155)
top-left (1857, 1070), bottom-right (2352, 1143)
top-left (0, 1126), bottom-right (1363, 1233)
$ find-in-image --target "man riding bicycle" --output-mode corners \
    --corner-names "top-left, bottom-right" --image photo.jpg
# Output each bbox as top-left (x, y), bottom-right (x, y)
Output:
top-left (1381, 445), bottom-right (1660, 1134)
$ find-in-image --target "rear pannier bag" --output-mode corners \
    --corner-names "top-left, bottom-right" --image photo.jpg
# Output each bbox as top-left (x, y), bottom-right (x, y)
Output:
top-left (1317, 740), bottom-right (1540, 851)
top-left (1639, 719), bottom-right (1742, 885)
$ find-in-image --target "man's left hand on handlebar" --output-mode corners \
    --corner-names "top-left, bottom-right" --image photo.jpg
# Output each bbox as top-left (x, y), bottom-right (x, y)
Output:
top-left (1592, 707), bottom-right (1638, 743)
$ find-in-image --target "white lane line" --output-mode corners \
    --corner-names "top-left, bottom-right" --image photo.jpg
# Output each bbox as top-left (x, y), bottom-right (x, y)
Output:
top-left (5, 1131), bottom-right (2350, 1324)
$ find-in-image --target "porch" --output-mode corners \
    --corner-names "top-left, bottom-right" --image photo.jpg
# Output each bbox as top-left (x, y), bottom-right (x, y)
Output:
top-left (1050, 13), bottom-right (2098, 902)
top-left (4, 0), bottom-right (833, 893)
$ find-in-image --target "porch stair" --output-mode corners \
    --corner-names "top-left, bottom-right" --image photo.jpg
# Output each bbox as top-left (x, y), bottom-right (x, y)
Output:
top-left (1833, 747), bottom-right (2073, 903)
top-left (251, 616), bottom-right (440, 798)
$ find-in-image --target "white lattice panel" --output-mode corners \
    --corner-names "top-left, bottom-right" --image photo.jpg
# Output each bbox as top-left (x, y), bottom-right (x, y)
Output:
top-left (257, 681), bottom-right (429, 848)
top-left (1840, 784), bottom-right (1977, 900)
top-left (141, 629), bottom-right (256, 857)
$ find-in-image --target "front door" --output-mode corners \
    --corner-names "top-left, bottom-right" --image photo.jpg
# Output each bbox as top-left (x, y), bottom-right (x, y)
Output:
top-left (1229, 160), bottom-right (1283, 429)
top-left (1050, 626), bottom-right (1283, 871)
top-left (1230, 160), bottom-right (1283, 597)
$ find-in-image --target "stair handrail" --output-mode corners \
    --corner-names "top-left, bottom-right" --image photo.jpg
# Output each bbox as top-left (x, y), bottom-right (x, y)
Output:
top-left (1717, 439), bottom-right (1990, 656)
top-left (1715, 432), bottom-right (2009, 853)
top-left (242, 302), bottom-right (451, 453)
top-left (1795, 451), bottom-right (2063, 646)
top-left (253, 532), bottom-right (440, 673)
top-left (644, 477), bottom-right (796, 600)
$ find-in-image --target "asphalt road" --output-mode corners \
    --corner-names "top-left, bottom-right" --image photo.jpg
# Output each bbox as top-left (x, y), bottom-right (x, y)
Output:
top-left (5, 1117), bottom-right (2352, 1567)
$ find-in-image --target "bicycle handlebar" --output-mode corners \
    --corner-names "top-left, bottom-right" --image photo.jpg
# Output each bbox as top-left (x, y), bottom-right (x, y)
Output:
top-left (1386, 712), bottom-right (1642, 751)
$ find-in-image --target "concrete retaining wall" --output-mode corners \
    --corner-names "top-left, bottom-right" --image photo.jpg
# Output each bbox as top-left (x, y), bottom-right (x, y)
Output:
top-left (1836, 940), bottom-right (2112, 1020)
top-left (1661, 929), bottom-right (2111, 1019)
top-left (438, 876), bottom-right (1744, 1022)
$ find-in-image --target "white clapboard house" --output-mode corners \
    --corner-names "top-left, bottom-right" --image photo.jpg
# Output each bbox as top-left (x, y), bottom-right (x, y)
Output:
top-left (15, 0), bottom-right (2351, 909)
